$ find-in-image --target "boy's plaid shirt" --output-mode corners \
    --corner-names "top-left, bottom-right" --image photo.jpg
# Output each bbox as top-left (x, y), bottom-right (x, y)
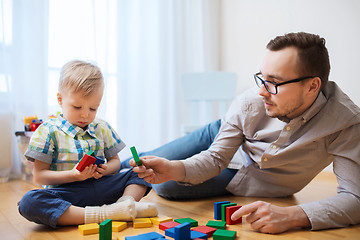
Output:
top-left (25, 114), bottom-right (126, 172)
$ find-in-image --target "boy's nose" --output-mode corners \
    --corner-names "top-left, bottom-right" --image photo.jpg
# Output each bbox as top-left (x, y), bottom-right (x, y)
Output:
top-left (80, 110), bottom-right (89, 118)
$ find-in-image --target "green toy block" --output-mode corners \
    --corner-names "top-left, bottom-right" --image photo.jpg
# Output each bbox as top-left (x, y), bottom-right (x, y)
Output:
top-left (206, 220), bottom-right (226, 229)
top-left (221, 203), bottom-right (236, 222)
top-left (213, 229), bottom-right (237, 240)
top-left (174, 217), bottom-right (198, 227)
top-left (99, 219), bottom-right (112, 240)
top-left (130, 146), bottom-right (142, 166)
top-left (87, 150), bottom-right (95, 156)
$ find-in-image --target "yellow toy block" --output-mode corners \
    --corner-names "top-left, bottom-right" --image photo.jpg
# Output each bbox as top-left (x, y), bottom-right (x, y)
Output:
top-left (78, 223), bottom-right (99, 235)
top-left (112, 221), bottom-right (127, 232)
top-left (150, 216), bottom-right (173, 225)
top-left (133, 218), bottom-right (152, 228)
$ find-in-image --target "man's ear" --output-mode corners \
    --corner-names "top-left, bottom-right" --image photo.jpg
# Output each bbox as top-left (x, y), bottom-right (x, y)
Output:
top-left (57, 93), bottom-right (62, 106)
top-left (308, 77), bottom-right (321, 95)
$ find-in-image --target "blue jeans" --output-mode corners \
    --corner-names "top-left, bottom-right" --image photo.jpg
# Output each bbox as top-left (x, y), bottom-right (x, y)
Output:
top-left (121, 119), bottom-right (237, 200)
top-left (18, 169), bottom-right (151, 228)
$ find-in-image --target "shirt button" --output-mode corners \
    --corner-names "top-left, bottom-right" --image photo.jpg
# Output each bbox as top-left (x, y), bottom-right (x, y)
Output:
top-left (286, 126), bottom-right (291, 131)
top-left (272, 145), bottom-right (277, 149)
top-left (263, 157), bottom-right (268, 162)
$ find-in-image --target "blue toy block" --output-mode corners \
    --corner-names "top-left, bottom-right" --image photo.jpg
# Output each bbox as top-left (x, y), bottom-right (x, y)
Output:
top-left (191, 230), bottom-right (208, 239)
top-left (125, 231), bottom-right (165, 240)
top-left (175, 222), bottom-right (191, 240)
top-left (214, 201), bottom-right (230, 220)
top-left (95, 156), bottom-right (105, 166)
top-left (165, 227), bottom-right (175, 238)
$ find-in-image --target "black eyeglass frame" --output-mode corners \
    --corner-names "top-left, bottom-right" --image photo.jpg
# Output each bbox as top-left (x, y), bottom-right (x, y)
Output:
top-left (254, 72), bottom-right (317, 95)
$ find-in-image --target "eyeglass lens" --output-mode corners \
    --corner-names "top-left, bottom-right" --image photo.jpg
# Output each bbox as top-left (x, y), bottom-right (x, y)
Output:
top-left (255, 75), bottom-right (276, 94)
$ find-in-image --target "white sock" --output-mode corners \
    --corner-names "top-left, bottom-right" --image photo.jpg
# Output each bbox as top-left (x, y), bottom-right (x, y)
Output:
top-left (84, 199), bottom-right (135, 224)
top-left (117, 195), bottom-right (158, 218)
top-left (135, 201), bottom-right (158, 218)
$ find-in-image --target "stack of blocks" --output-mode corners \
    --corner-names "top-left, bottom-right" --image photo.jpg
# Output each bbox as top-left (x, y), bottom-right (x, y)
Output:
top-left (76, 150), bottom-right (105, 171)
top-left (78, 200), bottom-right (242, 240)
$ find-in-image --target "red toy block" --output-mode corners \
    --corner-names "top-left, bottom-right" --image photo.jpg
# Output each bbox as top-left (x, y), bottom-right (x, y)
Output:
top-left (192, 225), bottom-right (217, 237)
top-left (159, 221), bottom-right (180, 231)
top-left (76, 154), bottom-right (97, 171)
top-left (226, 205), bottom-right (242, 225)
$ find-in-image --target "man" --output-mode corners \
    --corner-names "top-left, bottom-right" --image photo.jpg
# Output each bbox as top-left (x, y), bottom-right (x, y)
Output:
top-left (127, 32), bottom-right (360, 233)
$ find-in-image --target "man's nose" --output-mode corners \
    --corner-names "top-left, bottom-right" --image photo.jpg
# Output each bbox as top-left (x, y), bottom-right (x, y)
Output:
top-left (258, 83), bottom-right (271, 97)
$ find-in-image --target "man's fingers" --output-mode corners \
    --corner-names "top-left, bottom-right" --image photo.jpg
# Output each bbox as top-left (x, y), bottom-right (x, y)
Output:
top-left (231, 201), bottom-right (262, 220)
top-left (136, 168), bottom-right (154, 179)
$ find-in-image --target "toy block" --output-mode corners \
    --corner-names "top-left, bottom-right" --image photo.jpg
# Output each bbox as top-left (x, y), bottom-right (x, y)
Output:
top-left (150, 216), bottom-right (173, 225)
top-left (165, 227), bottom-right (175, 238)
top-left (221, 203), bottom-right (236, 222)
top-left (125, 231), bottom-right (165, 240)
top-left (87, 150), bottom-right (95, 156)
top-left (95, 156), bottom-right (105, 166)
top-left (190, 230), bottom-right (208, 240)
top-left (99, 219), bottom-right (112, 240)
top-left (174, 217), bottom-right (198, 227)
top-left (175, 222), bottom-right (191, 240)
top-left (78, 223), bottom-right (99, 235)
top-left (130, 146), bottom-right (142, 166)
top-left (112, 221), bottom-right (127, 232)
top-left (133, 218), bottom-right (152, 228)
top-left (76, 153), bottom-right (97, 171)
top-left (212, 229), bottom-right (236, 240)
top-left (214, 201), bottom-right (230, 220)
top-left (159, 221), bottom-right (180, 231)
top-left (225, 205), bottom-right (242, 225)
top-left (139, 232), bottom-right (165, 239)
top-left (206, 220), bottom-right (226, 229)
top-left (192, 225), bottom-right (217, 237)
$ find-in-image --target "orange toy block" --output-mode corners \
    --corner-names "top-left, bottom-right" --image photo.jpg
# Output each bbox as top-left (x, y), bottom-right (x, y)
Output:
top-left (112, 221), bottom-right (127, 232)
top-left (78, 223), bottom-right (99, 235)
top-left (226, 205), bottom-right (242, 225)
top-left (150, 216), bottom-right (173, 225)
top-left (133, 218), bottom-right (153, 228)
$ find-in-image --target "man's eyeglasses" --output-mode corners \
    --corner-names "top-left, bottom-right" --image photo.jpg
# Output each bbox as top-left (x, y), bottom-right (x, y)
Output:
top-left (254, 72), bottom-right (316, 95)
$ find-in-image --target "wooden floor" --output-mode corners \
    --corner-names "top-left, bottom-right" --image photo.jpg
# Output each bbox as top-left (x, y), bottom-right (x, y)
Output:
top-left (1, 171), bottom-right (359, 240)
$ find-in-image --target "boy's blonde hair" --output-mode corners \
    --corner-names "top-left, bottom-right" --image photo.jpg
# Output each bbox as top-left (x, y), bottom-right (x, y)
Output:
top-left (59, 60), bottom-right (104, 96)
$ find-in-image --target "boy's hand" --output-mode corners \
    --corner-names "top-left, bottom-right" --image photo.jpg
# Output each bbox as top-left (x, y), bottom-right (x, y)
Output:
top-left (93, 164), bottom-right (108, 179)
top-left (73, 164), bottom-right (97, 181)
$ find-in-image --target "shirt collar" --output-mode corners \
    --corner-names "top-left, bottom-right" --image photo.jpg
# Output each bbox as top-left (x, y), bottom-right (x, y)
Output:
top-left (56, 114), bottom-right (97, 138)
top-left (292, 91), bottom-right (327, 124)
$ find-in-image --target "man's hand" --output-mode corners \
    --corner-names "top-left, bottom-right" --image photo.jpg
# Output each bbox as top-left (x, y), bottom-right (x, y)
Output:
top-left (130, 156), bottom-right (185, 184)
top-left (231, 201), bottom-right (311, 234)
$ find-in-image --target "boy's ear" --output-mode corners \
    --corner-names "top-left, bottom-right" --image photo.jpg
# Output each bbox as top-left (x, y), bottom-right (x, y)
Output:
top-left (57, 93), bottom-right (62, 106)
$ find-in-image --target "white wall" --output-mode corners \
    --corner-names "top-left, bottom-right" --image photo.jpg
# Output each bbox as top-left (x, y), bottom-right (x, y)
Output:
top-left (221, 0), bottom-right (360, 107)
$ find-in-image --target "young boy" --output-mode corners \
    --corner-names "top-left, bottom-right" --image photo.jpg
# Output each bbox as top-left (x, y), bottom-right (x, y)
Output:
top-left (18, 60), bottom-right (157, 228)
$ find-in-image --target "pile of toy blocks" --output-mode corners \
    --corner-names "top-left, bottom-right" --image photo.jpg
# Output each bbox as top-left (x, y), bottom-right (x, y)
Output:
top-left (78, 201), bottom-right (242, 240)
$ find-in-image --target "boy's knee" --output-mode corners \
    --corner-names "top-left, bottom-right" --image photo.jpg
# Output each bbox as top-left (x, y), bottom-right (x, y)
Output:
top-left (18, 190), bottom-right (37, 219)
